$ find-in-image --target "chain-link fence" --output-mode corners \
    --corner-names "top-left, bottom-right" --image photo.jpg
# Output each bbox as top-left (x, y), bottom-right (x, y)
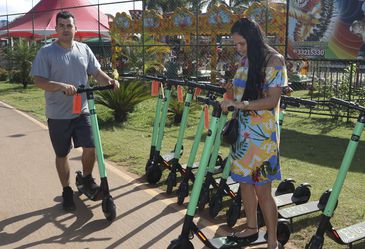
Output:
top-left (0, 1), bottom-right (286, 81)
top-left (110, 1), bottom-right (287, 84)
top-left (286, 59), bottom-right (365, 119)
top-left (4, 1), bottom-right (364, 119)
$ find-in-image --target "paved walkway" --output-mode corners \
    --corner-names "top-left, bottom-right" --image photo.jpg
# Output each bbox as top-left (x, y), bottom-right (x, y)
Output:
top-left (0, 101), bottom-right (297, 249)
top-left (0, 101), bottom-right (218, 249)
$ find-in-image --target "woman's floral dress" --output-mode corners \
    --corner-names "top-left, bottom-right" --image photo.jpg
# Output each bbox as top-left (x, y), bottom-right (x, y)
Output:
top-left (230, 58), bottom-right (288, 185)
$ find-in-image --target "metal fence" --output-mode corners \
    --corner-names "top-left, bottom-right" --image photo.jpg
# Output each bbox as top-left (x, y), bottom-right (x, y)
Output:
top-left (110, 1), bottom-right (287, 83)
top-left (2, 1), bottom-right (364, 118)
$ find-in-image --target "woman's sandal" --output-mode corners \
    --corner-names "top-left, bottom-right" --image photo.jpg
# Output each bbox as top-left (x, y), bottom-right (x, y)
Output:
top-left (226, 227), bottom-right (259, 246)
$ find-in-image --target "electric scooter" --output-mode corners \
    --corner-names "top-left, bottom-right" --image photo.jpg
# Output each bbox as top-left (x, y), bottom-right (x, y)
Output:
top-left (306, 97), bottom-right (365, 248)
top-left (144, 76), bottom-right (224, 188)
top-left (175, 82), bottom-right (228, 205)
top-left (144, 76), bottom-right (186, 184)
top-left (75, 84), bottom-right (116, 222)
top-left (165, 79), bottom-right (211, 194)
top-left (168, 97), bottom-right (291, 249)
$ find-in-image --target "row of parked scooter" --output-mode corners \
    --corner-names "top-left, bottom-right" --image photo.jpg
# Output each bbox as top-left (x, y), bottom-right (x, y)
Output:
top-left (143, 75), bottom-right (365, 249)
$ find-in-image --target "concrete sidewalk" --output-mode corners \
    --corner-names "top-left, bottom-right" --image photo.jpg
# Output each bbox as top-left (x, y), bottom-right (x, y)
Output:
top-left (0, 101), bottom-right (297, 249)
top-left (0, 101), bottom-right (223, 249)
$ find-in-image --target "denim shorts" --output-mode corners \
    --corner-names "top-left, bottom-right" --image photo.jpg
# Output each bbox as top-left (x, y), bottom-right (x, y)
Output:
top-left (47, 114), bottom-right (94, 157)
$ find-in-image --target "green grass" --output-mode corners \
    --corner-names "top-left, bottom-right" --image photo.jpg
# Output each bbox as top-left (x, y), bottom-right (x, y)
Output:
top-left (1, 82), bottom-right (365, 249)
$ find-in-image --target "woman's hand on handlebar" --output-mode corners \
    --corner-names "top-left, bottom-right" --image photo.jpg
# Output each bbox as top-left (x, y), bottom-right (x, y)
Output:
top-left (220, 99), bottom-right (236, 112)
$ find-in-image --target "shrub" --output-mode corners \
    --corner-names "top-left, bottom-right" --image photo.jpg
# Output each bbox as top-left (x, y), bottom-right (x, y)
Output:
top-left (95, 79), bottom-right (151, 122)
top-left (9, 70), bottom-right (33, 84)
top-left (0, 67), bottom-right (7, 81)
top-left (3, 40), bottom-right (39, 88)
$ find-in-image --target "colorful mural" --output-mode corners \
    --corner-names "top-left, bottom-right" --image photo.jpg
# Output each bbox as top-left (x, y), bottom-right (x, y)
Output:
top-left (288, 0), bottom-right (365, 60)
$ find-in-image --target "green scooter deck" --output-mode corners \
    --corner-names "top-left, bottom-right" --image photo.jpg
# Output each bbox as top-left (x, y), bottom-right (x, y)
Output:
top-left (336, 220), bottom-right (365, 244)
top-left (208, 230), bottom-right (268, 248)
top-left (279, 200), bottom-right (319, 219)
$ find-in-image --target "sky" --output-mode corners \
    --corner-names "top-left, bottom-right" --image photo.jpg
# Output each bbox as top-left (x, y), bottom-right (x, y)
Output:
top-left (0, 0), bottom-right (143, 20)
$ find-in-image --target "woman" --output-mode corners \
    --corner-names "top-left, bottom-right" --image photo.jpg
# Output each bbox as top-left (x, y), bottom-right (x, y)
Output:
top-left (220, 18), bottom-right (287, 249)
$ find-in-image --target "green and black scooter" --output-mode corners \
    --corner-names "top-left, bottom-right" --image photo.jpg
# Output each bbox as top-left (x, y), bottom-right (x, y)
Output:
top-left (168, 97), bottom-right (291, 249)
top-left (306, 97), bottom-right (365, 248)
top-left (144, 76), bottom-right (186, 184)
top-left (165, 79), bottom-right (208, 194)
top-left (75, 84), bottom-right (116, 222)
top-left (175, 83), bottom-right (227, 205)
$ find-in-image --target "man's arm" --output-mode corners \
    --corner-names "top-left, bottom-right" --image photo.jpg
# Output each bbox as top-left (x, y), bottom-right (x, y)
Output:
top-left (93, 68), bottom-right (120, 89)
top-left (33, 76), bottom-right (76, 96)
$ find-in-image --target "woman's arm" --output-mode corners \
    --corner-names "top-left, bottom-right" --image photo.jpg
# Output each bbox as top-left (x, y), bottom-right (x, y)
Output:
top-left (235, 87), bottom-right (282, 110)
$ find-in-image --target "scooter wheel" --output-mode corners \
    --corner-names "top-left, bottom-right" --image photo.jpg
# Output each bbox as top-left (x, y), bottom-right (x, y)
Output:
top-left (145, 159), bottom-right (152, 172)
top-left (167, 238), bottom-right (194, 249)
top-left (209, 194), bottom-right (223, 218)
top-left (220, 157), bottom-right (228, 171)
top-left (166, 172), bottom-right (177, 194)
top-left (102, 196), bottom-right (116, 222)
top-left (226, 200), bottom-right (241, 227)
top-left (277, 220), bottom-right (290, 245)
top-left (198, 187), bottom-right (209, 210)
top-left (305, 236), bottom-right (323, 249)
top-left (146, 163), bottom-right (162, 184)
top-left (177, 181), bottom-right (188, 205)
top-left (216, 155), bottom-right (223, 167)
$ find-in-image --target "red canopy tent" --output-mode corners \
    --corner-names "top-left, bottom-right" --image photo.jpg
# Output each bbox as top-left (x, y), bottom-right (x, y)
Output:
top-left (0, 0), bottom-right (110, 39)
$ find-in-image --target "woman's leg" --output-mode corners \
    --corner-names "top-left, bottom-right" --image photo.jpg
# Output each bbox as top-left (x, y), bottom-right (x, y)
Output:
top-left (238, 182), bottom-right (259, 236)
top-left (255, 182), bottom-right (278, 248)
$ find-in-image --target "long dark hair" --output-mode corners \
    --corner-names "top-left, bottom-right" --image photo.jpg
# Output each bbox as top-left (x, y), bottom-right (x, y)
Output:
top-left (231, 18), bottom-right (269, 100)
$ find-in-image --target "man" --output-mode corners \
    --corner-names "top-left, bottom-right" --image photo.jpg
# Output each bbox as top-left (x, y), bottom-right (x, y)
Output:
top-left (31, 11), bottom-right (120, 211)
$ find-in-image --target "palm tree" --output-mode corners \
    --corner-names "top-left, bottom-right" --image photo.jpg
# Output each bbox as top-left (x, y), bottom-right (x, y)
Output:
top-left (4, 40), bottom-right (39, 88)
top-left (145, 0), bottom-right (191, 13)
top-left (96, 80), bottom-right (151, 122)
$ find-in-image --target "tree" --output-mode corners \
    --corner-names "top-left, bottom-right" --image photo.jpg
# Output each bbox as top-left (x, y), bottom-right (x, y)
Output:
top-left (145, 0), bottom-right (191, 13)
top-left (4, 40), bottom-right (39, 88)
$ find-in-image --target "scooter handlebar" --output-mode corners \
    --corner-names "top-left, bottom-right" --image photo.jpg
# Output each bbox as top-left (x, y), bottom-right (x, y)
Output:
top-left (281, 96), bottom-right (317, 108)
top-left (330, 97), bottom-right (365, 113)
top-left (144, 75), bottom-right (192, 87)
top-left (227, 106), bottom-right (235, 112)
top-left (77, 84), bottom-right (114, 93)
top-left (200, 83), bottom-right (226, 95)
top-left (196, 96), bottom-right (220, 108)
top-left (196, 97), bottom-right (235, 112)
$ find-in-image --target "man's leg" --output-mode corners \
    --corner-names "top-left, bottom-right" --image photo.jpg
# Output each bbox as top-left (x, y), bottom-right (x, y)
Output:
top-left (73, 115), bottom-right (99, 196)
top-left (48, 118), bottom-right (75, 211)
top-left (82, 147), bottom-right (95, 176)
top-left (56, 156), bottom-right (70, 187)
top-left (81, 147), bottom-right (99, 197)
